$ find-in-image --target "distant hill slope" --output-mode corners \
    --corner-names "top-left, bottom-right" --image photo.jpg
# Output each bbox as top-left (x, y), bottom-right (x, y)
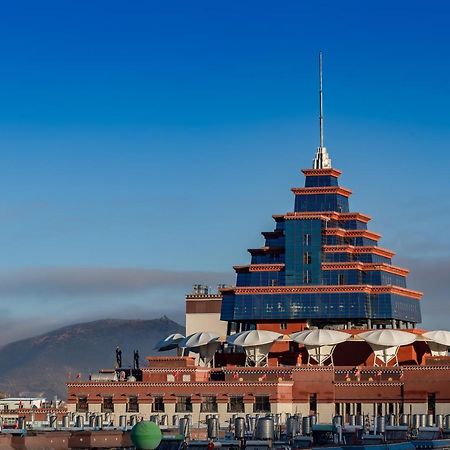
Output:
top-left (0, 317), bottom-right (184, 400)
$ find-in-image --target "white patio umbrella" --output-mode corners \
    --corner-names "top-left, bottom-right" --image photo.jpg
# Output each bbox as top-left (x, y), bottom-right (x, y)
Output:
top-left (227, 330), bottom-right (282, 347)
top-left (290, 329), bottom-right (351, 366)
top-left (178, 332), bottom-right (220, 367)
top-left (227, 330), bottom-right (282, 366)
top-left (422, 330), bottom-right (450, 356)
top-left (359, 329), bottom-right (416, 366)
top-left (178, 331), bottom-right (219, 348)
top-left (290, 329), bottom-right (351, 346)
top-left (154, 333), bottom-right (185, 351)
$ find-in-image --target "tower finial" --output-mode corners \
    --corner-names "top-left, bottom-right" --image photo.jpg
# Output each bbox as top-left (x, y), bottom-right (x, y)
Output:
top-left (313, 51), bottom-right (332, 169)
top-left (319, 51), bottom-right (324, 148)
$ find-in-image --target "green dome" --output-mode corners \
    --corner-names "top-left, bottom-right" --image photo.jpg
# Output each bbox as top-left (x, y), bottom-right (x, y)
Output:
top-left (131, 421), bottom-right (162, 450)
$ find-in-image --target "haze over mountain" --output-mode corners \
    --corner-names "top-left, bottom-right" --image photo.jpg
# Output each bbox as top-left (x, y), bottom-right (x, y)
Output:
top-left (0, 317), bottom-right (184, 399)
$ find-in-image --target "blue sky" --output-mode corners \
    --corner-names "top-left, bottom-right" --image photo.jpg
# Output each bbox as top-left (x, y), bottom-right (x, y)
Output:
top-left (0, 1), bottom-right (449, 343)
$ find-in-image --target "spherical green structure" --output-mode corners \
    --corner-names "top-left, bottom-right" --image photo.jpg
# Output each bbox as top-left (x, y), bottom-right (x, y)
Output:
top-left (131, 421), bottom-right (162, 450)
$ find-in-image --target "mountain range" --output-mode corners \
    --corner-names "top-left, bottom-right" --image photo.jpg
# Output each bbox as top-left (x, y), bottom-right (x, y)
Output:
top-left (0, 316), bottom-right (184, 400)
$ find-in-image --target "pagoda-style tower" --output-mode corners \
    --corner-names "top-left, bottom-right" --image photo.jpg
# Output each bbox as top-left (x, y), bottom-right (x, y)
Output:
top-left (221, 54), bottom-right (422, 333)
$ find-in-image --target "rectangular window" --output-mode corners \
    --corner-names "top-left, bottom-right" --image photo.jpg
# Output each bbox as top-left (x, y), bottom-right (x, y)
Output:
top-left (309, 393), bottom-right (317, 415)
top-left (427, 393), bottom-right (436, 415)
top-left (228, 396), bottom-right (244, 413)
top-left (303, 252), bottom-right (311, 265)
top-left (200, 396), bottom-right (218, 413)
top-left (303, 234), bottom-right (311, 246)
top-left (271, 279), bottom-right (278, 286)
top-left (153, 396), bottom-right (165, 413)
top-left (303, 270), bottom-right (311, 284)
top-left (102, 396), bottom-right (114, 413)
top-left (127, 396), bottom-right (139, 413)
top-left (388, 402), bottom-right (394, 415)
top-left (76, 396), bottom-right (88, 413)
top-left (254, 395), bottom-right (270, 413)
top-left (175, 396), bottom-right (192, 413)
top-left (280, 322), bottom-right (288, 330)
top-left (338, 274), bottom-right (345, 285)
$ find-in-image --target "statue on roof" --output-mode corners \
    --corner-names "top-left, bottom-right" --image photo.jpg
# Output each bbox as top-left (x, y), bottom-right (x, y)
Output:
top-left (115, 346), bottom-right (122, 368)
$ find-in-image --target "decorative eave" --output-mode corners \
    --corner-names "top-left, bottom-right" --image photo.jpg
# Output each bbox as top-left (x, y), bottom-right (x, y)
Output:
top-left (233, 285), bottom-right (422, 300)
top-left (249, 264), bottom-right (285, 272)
top-left (141, 368), bottom-right (201, 373)
top-left (223, 367), bottom-right (293, 374)
top-left (284, 213), bottom-right (331, 221)
top-left (284, 211), bottom-right (371, 223)
top-left (186, 294), bottom-right (222, 299)
top-left (321, 262), bottom-right (409, 276)
top-left (337, 212), bottom-right (372, 222)
top-left (323, 245), bottom-right (395, 258)
top-left (301, 168), bottom-right (342, 177)
top-left (67, 381), bottom-right (285, 388)
top-left (233, 263), bottom-right (285, 273)
top-left (291, 186), bottom-right (352, 197)
top-left (375, 285), bottom-right (422, 299)
top-left (334, 382), bottom-right (404, 387)
top-left (323, 228), bottom-right (381, 241)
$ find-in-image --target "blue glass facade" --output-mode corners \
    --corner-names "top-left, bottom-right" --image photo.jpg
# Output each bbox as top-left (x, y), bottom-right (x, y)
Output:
top-left (221, 168), bottom-right (422, 325)
top-left (221, 292), bottom-right (421, 322)
top-left (295, 193), bottom-right (349, 213)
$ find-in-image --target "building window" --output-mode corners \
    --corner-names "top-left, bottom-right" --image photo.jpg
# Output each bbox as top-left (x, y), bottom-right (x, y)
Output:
top-left (228, 396), bottom-right (244, 413)
top-left (76, 396), bottom-right (88, 413)
top-left (338, 274), bottom-right (345, 285)
top-left (175, 396), bottom-right (192, 413)
top-left (280, 322), bottom-right (288, 330)
top-left (427, 393), bottom-right (436, 415)
top-left (271, 279), bottom-right (278, 286)
top-left (102, 396), bottom-right (114, 413)
top-left (182, 374), bottom-right (191, 382)
top-left (303, 252), bottom-right (311, 265)
top-left (127, 396), bottom-right (139, 413)
top-left (303, 234), bottom-right (311, 246)
top-left (153, 396), bottom-right (165, 412)
top-left (254, 395), bottom-right (270, 413)
top-left (303, 270), bottom-right (311, 284)
top-left (201, 396), bottom-right (218, 413)
top-left (377, 403), bottom-right (383, 416)
top-left (309, 393), bottom-right (317, 415)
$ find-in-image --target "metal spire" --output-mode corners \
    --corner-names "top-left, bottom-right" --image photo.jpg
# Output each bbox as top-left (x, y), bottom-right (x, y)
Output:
top-left (319, 51), bottom-right (324, 148)
top-left (313, 51), bottom-right (332, 169)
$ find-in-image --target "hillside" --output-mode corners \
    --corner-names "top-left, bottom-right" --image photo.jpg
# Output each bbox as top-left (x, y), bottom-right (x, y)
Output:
top-left (0, 317), bottom-right (184, 399)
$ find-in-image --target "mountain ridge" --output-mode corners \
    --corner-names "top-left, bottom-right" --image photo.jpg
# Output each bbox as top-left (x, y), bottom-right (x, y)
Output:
top-left (0, 316), bottom-right (184, 399)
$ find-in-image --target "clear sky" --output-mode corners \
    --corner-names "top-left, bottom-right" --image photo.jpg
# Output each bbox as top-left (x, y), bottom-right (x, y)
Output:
top-left (0, 1), bottom-right (449, 343)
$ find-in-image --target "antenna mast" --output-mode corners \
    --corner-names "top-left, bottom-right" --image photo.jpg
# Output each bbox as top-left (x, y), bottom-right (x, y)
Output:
top-left (312, 52), bottom-right (332, 169)
top-left (319, 51), bottom-right (324, 148)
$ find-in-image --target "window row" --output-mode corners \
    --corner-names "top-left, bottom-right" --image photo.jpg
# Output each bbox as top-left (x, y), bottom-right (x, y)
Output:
top-left (76, 395), bottom-right (271, 414)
